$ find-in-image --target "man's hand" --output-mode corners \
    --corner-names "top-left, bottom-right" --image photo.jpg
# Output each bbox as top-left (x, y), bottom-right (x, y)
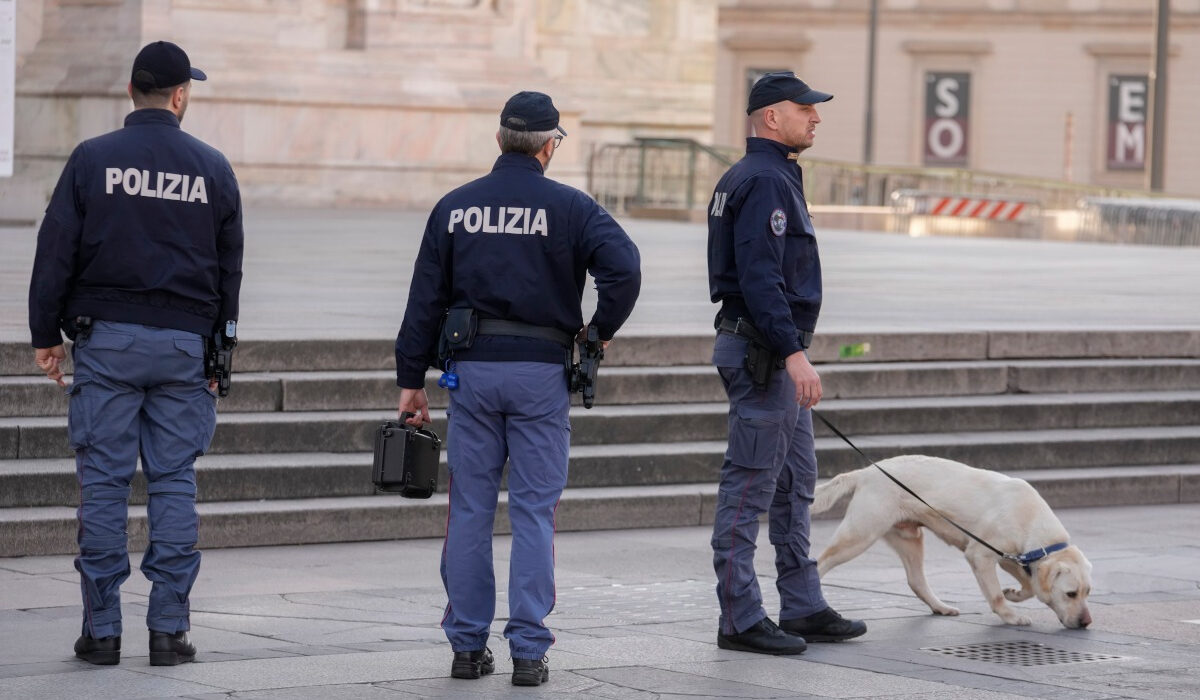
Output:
top-left (575, 325), bottom-right (611, 352)
top-left (784, 350), bottom-right (822, 409)
top-left (398, 388), bottom-right (431, 426)
top-left (35, 346), bottom-right (68, 388)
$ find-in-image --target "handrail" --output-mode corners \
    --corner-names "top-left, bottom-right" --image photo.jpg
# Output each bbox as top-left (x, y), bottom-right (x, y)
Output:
top-left (587, 137), bottom-right (1170, 215)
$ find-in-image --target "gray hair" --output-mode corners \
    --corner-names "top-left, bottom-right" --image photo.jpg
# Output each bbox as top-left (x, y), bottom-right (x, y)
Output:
top-left (498, 126), bottom-right (558, 156)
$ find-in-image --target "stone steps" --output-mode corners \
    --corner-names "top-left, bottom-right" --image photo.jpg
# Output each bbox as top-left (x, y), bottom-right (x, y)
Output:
top-left (3, 329), bottom-right (1199, 556)
top-left (6, 358), bottom-right (1200, 416)
top-left (5, 390), bottom-right (1200, 460)
top-left (3, 463), bottom-right (1197, 557)
top-left (7, 420), bottom-right (1200, 509)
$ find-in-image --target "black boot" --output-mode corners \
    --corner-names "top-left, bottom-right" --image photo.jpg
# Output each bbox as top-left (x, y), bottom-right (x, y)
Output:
top-left (717, 617), bottom-right (807, 655)
top-left (74, 634), bottom-right (121, 665)
top-left (450, 647), bottom-right (495, 679)
top-left (511, 657), bottom-right (549, 686)
top-left (780, 607), bottom-right (867, 642)
top-left (149, 630), bottom-right (196, 666)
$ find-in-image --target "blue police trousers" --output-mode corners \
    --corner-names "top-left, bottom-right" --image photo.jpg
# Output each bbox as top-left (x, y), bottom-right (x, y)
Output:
top-left (440, 360), bottom-right (570, 660)
top-left (710, 332), bottom-right (827, 635)
top-left (67, 321), bottom-right (216, 638)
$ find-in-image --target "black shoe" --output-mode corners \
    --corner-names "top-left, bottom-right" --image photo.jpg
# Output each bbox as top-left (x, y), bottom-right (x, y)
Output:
top-left (716, 617), bottom-right (807, 655)
top-left (780, 607), bottom-right (867, 642)
top-left (149, 630), bottom-right (196, 666)
top-left (450, 647), bottom-right (495, 679)
top-left (511, 657), bottom-right (549, 686)
top-left (74, 634), bottom-right (121, 665)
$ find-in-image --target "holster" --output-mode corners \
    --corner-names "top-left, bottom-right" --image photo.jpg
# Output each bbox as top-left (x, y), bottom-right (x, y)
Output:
top-left (744, 340), bottom-right (778, 391)
top-left (371, 416), bottom-right (442, 498)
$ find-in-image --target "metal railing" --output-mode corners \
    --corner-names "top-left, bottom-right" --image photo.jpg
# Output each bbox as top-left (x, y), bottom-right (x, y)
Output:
top-left (589, 137), bottom-right (1163, 212)
top-left (1077, 198), bottom-right (1200, 246)
top-left (587, 138), bottom-right (1200, 246)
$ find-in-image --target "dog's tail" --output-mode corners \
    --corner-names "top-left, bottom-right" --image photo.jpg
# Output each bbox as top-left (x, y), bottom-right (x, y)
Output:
top-left (812, 469), bottom-right (861, 514)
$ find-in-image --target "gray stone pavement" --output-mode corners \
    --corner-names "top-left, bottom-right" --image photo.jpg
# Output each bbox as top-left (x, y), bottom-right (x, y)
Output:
top-left (3, 205), bottom-right (1200, 343)
top-left (1, 504), bottom-right (1199, 699)
top-left (4, 206), bottom-right (1200, 697)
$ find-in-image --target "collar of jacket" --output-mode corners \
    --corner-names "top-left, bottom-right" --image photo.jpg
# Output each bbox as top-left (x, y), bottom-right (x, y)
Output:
top-left (492, 152), bottom-right (545, 175)
top-left (124, 108), bottom-right (181, 129)
top-left (745, 137), bottom-right (799, 161)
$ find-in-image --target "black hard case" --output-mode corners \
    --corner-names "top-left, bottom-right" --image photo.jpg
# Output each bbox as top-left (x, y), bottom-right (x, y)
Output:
top-left (371, 419), bottom-right (442, 498)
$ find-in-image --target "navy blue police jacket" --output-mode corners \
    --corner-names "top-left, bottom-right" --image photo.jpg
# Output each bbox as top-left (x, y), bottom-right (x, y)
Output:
top-left (28, 108), bottom-right (244, 348)
top-left (707, 137), bottom-right (822, 359)
top-left (395, 152), bottom-right (642, 389)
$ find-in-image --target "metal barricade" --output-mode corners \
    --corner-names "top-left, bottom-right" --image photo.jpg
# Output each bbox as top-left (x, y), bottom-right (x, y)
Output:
top-left (1076, 198), bottom-right (1200, 246)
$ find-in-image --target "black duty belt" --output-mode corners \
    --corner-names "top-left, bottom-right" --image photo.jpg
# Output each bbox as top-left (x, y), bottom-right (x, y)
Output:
top-left (477, 319), bottom-right (574, 347)
top-left (717, 316), bottom-right (813, 351)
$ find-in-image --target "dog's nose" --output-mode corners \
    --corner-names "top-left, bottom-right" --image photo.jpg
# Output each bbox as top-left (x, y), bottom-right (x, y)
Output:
top-left (1078, 608), bottom-right (1092, 628)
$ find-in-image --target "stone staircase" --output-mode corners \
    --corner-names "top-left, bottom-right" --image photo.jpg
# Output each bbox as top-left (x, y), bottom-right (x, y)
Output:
top-left (2, 330), bottom-right (1199, 557)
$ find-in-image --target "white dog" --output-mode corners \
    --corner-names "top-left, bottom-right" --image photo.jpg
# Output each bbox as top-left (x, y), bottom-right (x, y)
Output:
top-left (812, 455), bottom-right (1093, 628)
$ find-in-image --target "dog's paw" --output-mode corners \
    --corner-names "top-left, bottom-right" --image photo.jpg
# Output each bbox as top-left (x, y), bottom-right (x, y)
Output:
top-left (1003, 587), bottom-right (1032, 602)
top-left (1002, 614), bottom-right (1033, 626)
top-left (932, 606), bottom-right (959, 616)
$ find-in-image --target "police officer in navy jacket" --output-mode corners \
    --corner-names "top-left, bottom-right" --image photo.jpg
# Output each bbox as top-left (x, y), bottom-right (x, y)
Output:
top-left (706, 72), bottom-right (866, 655)
top-left (394, 91), bottom-right (640, 686)
top-left (28, 41), bottom-right (243, 667)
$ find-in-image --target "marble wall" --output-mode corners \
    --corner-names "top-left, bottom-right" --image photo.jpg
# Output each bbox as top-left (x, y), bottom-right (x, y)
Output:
top-left (1, 0), bottom-right (717, 220)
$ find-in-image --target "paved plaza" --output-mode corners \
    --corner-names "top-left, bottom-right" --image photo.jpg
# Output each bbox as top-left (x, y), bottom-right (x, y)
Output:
top-left (3, 206), bottom-right (1200, 343)
top-left (1, 506), bottom-right (1199, 698)
top-left (2, 207), bottom-right (1199, 697)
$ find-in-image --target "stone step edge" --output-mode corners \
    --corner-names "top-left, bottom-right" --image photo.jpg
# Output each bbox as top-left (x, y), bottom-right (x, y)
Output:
top-left (10, 390), bottom-right (1200, 428)
top-left (3, 465), bottom-right (1198, 557)
top-left (3, 328), bottom-right (1200, 375)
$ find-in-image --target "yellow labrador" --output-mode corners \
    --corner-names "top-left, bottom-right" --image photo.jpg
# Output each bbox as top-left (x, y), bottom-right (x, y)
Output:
top-left (812, 455), bottom-right (1093, 628)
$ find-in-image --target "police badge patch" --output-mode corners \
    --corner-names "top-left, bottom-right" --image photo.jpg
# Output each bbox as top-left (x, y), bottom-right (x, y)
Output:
top-left (770, 209), bottom-right (787, 236)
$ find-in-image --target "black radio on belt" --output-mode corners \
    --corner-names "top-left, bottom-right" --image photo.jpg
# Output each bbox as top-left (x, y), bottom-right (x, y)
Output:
top-left (371, 414), bottom-right (442, 498)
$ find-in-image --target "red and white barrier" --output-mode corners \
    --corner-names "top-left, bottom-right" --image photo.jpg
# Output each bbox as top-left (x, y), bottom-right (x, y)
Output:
top-left (928, 196), bottom-right (1027, 221)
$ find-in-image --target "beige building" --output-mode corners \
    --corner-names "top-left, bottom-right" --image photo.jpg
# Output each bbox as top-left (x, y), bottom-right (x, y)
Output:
top-left (3, 0), bottom-right (1198, 222)
top-left (716, 0), bottom-right (1200, 198)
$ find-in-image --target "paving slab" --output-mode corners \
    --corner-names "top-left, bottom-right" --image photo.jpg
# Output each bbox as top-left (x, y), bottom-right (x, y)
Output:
top-left (4, 210), bottom-right (1200, 345)
top-left (0, 504), bottom-right (1198, 698)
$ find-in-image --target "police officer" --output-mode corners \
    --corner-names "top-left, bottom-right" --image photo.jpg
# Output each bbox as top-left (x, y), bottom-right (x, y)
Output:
top-left (706, 72), bottom-right (866, 655)
top-left (28, 41), bottom-right (243, 666)
top-left (394, 91), bottom-right (640, 686)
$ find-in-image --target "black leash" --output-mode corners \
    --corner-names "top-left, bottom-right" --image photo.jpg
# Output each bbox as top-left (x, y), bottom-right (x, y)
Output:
top-left (812, 409), bottom-right (1015, 562)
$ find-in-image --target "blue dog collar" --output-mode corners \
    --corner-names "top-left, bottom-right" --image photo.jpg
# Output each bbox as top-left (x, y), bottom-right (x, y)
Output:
top-left (1013, 542), bottom-right (1070, 574)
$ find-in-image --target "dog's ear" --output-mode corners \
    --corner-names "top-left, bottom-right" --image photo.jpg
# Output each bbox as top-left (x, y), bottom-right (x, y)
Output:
top-left (1036, 560), bottom-right (1062, 593)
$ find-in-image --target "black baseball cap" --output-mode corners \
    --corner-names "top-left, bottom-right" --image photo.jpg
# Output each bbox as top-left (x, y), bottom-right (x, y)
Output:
top-left (131, 41), bottom-right (206, 92)
top-left (747, 72), bottom-right (833, 114)
top-left (500, 91), bottom-right (567, 136)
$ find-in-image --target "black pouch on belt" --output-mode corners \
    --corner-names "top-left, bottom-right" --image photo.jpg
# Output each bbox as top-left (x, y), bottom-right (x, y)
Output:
top-left (437, 307), bottom-right (477, 365)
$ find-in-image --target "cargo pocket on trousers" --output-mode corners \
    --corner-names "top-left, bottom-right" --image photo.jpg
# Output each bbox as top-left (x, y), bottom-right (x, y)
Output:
top-left (65, 380), bottom-right (94, 450)
top-left (727, 405), bottom-right (785, 470)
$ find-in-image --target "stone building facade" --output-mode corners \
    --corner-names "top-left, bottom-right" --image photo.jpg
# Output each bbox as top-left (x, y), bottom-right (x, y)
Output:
top-left (3, 0), bottom-right (1198, 220)
top-left (719, 0), bottom-right (1200, 196)
top-left (3, 0), bottom-right (716, 220)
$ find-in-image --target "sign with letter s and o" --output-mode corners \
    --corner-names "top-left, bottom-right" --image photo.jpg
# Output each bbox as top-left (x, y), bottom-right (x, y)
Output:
top-left (924, 72), bottom-right (970, 167)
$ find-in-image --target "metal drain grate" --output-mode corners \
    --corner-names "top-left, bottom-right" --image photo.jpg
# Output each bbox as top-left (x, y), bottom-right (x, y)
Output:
top-left (923, 640), bottom-right (1125, 666)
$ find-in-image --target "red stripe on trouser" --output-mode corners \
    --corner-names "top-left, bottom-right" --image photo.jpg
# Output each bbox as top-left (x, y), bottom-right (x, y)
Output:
top-left (439, 474), bottom-right (454, 628)
top-left (722, 471), bottom-right (761, 632)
